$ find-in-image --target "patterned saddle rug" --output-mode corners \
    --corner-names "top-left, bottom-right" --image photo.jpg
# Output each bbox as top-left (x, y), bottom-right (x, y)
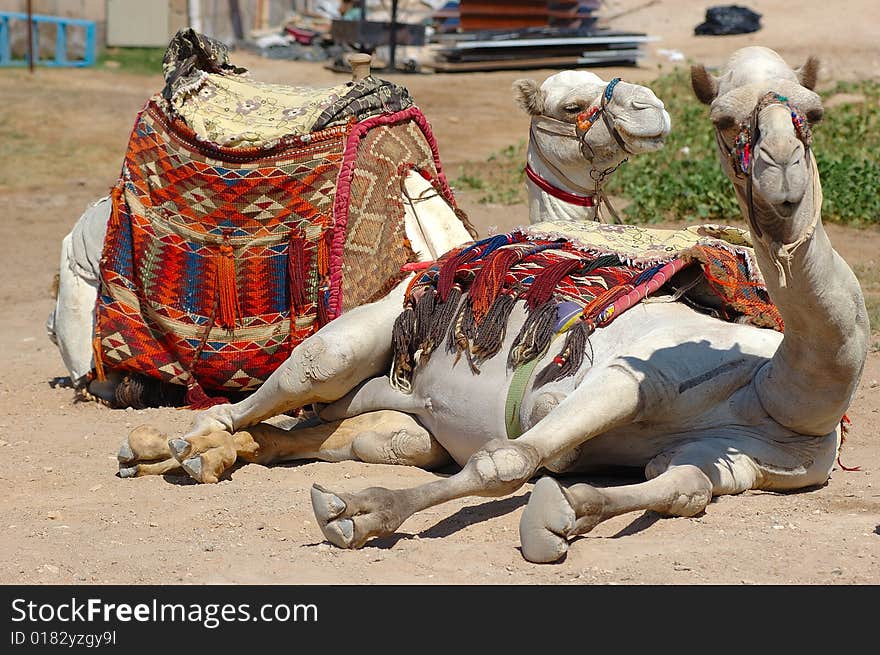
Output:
top-left (390, 222), bottom-right (782, 393)
top-left (94, 29), bottom-right (473, 406)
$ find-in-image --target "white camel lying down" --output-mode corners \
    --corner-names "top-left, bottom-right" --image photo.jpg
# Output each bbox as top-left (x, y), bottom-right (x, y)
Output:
top-left (120, 47), bottom-right (867, 564)
top-left (48, 70), bottom-right (668, 405)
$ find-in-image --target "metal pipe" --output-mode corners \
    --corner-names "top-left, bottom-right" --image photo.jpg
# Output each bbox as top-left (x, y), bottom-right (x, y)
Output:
top-left (388, 0), bottom-right (398, 71)
top-left (26, 0), bottom-right (33, 73)
top-left (189, 0), bottom-right (202, 34)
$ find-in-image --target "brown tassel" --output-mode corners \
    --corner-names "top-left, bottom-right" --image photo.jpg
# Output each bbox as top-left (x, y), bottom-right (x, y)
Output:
top-left (508, 300), bottom-right (557, 369)
top-left (472, 293), bottom-right (516, 361)
top-left (413, 289), bottom-right (436, 350)
top-left (469, 247), bottom-right (520, 324)
top-left (216, 240), bottom-right (241, 331)
top-left (446, 297), bottom-right (480, 374)
top-left (534, 321), bottom-right (590, 387)
top-left (390, 307), bottom-right (416, 390)
top-left (289, 235), bottom-right (308, 311)
top-left (421, 285), bottom-right (461, 362)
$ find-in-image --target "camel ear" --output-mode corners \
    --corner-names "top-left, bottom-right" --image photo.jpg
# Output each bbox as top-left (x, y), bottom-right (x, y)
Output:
top-left (513, 78), bottom-right (544, 116)
top-left (796, 56), bottom-right (820, 90)
top-left (690, 64), bottom-right (719, 105)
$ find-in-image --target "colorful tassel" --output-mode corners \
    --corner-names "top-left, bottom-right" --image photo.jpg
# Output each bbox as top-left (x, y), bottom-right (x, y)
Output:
top-left (523, 257), bottom-right (582, 311)
top-left (185, 378), bottom-right (229, 409)
top-left (288, 235), bottom-right (308, 311)
top-left (216, 238), bottom-right (241, 331)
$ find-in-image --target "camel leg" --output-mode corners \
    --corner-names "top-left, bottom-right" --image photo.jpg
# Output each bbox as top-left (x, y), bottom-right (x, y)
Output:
top-left (519, 441), bottom-right (762, 563)
top-left (311, 363), bottom-right (647, 549)
top-left (121, 407), bottom-right (450, 481)
top-left (161, 283), bottom-right (409, 482)
top-left (172, 411), bottom-right (452, 483)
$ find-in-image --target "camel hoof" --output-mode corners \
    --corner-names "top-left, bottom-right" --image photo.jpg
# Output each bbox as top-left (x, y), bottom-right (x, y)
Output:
top-left (311, 484), bottom-right (347, 522)
top-left (169, 438), bottom-right (191, 461)
top-left (118, 465), bottom-right (138, 479)
top-left (180, 456), bottom-right (204, 483)
top-left (519, 477), bottom-right (575, 564)
top-left (322, 518), bottom-right (355, 549)
top-left (117, 442), bottom-right (135, 464)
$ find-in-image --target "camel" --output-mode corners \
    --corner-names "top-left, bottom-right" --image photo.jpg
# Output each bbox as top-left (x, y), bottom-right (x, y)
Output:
top-left (49, 69), bottom-right (664, 408)
top-left (515, 71), bottom-right (670, 223)
top-left (119, 47), bottom-right (868, 564)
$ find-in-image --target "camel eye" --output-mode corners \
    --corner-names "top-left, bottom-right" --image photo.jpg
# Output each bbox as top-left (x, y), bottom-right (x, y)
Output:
top-left (562, 103), bottom-right (582, 113)
top-left (713, 114), bottom-right (736, 131)
top-left (806, 107), bottom-right (824, 124)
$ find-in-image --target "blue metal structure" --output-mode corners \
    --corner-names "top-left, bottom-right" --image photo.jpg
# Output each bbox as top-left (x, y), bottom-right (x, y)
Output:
top-left (0, 12), bottom-right (96, 67)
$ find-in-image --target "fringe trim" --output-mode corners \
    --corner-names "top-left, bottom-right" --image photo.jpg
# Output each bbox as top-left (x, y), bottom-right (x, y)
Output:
top-left (472, 293), bottom-right (516, 362)
top-left (534, 321), bottom-right (592, 386)
top-left (508, 300), bottom-right (558, 370)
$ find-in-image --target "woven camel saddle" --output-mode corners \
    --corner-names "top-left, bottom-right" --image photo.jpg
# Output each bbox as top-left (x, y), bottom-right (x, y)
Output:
top-left (94, 29), bottom-right (474, 407)
top-left (389, 221), bottom-right (783, 438)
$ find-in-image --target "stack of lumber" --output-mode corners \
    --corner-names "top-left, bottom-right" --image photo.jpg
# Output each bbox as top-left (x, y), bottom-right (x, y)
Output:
top-left (426, 26), bottom-right (653, 72)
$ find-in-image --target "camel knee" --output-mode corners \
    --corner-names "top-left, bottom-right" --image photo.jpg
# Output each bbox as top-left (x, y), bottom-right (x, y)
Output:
top-left (664, 466), bottom-right (713, 516)
top-left (352, 423), bottom-right (448, 468)
top-left (279, 335), bottom-right (358, 398)
top-left (527, 391), bottom-right (563, 425)
top-left (645, 457), bottom-right (713, 517)
top-left (465, 439), bottom-right (541, 497)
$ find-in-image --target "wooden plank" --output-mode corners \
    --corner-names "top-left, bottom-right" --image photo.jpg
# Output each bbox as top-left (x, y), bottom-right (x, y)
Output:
top-left (440, 45), bottom-right (642, 63)
top-left (448, 34), bottom-right (657, 49)
top-left (426, 52), bottom-right (642, 72)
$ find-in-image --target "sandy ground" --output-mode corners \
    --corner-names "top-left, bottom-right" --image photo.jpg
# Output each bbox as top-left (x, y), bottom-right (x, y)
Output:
top-left (0, 1), bottom-right (878, 585)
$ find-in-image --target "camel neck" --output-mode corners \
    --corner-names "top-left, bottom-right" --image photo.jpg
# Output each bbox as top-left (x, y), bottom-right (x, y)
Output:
top-left (742, 165), bottom-right (870, 435)
top-left (525, 142), bottom-right (601, 222)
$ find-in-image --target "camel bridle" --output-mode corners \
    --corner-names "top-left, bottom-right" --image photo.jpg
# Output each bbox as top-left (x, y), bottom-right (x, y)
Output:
top-left (715, 91), bottom-right (818, 287)
top-left (526, 77), bottom-right (632, 221)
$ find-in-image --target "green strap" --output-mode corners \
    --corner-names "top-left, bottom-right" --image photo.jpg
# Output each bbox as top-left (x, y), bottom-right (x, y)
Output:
top-left (504, 351), bottom-right (547, 439)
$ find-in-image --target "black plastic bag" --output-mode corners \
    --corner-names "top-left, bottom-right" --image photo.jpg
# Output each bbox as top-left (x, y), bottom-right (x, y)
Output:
top-left (695, 5), bottom-right (762, 36)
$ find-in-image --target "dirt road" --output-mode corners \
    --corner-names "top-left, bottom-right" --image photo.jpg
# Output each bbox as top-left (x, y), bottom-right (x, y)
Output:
top-left (0, 0), bottom-right (877, 584)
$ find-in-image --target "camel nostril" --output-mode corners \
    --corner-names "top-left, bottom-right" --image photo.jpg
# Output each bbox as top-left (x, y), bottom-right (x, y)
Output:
top-left (632, 98), bottom-right (662, 111)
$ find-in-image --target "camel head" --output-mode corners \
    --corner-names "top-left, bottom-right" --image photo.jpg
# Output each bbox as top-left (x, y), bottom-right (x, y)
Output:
top-left (514, 70), bottom-right (671, 172)
top-left (691, 47), bottom-right (824, 239)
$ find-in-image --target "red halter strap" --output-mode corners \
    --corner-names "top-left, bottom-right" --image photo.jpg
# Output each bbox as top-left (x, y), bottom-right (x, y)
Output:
top-left (525, 163), bottom-right (596, 208)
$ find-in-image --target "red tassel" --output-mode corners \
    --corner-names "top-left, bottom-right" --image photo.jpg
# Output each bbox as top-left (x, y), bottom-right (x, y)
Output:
top-left (289, 235), bottom-right (308, 311)
top-left (437, 247), bottom-right (477, 302)
top-left (469, 248), bottom-right (520, 324)
top-left (523, 257), bottom-right (582, 311)
top-left (184, 379), bottom-right (229, 409)
top-left (317, 287), bottom-right (330, 326)
top-left (92, 335), bottom-right (106, 382)
top-left (317, 230), bottom-right (331, 278)
top-left (837, 414), bottom-right (861, 471)
top-left (216, 240), bottom-right (241, 331)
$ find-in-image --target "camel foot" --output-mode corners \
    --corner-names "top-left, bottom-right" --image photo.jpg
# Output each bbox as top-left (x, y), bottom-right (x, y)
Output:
top-left (310, 483), bottom-right (405, 549)
top-left (118, 465), bottom-right (138, 479)
top-left (519, 477), bottom-right (576, 563)
top-left (118, 425), bottom-right (172, 464)
top-left (118, 442), bottom-right (134, 464)
top-left (169, 432), bottom-right (237, 484)
top-left (117, 426), bottom-right (180, 478)
top-left (168, 438), bottom-right (191, 461)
